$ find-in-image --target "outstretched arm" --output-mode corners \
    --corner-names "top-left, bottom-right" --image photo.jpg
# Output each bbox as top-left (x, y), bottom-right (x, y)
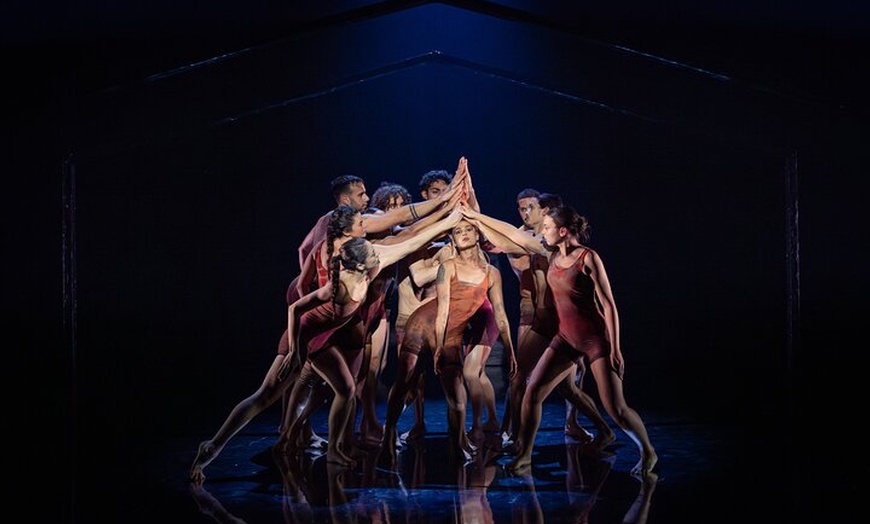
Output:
top-left (460, 157), bottom-right (481, 212)
top-left (462, 207), bottom-right (548, 256)
top-left (363, 159), bottom-right (465, 234)
top-left (408, 243), bottom-right (453, 288)
top-left (371, 207), bottom-right (462, 272)
top-left (372, 201), bottom-right (453, 246)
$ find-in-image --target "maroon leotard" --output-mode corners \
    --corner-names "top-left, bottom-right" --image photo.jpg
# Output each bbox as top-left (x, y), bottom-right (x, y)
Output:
top-left (546, 248), bottom-right (621, 376)
top-left (279, 282), bottom-right (363, 358)
top-left (465, 297), bottom-right (499, 348)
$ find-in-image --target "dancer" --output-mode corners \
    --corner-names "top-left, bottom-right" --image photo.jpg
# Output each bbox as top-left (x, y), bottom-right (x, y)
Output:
top-left (190, 200), bottom-right (464, 482)
top-left (399, 163), bottom-right (500, 445)
top-left (283, 170), bottom-right (464, 448)
top-left (352, 181), bottom-right (412, 447)
top-left (501, 190), bottom-right (614, 447)
top-left (460, 205), bottom-right (657, 478)
top-left (379, 216), bottom-right (517, 468)
top-left (390, 166), bottom-right (458, 442)
top-left (276, 207), bottom-right (465, 466)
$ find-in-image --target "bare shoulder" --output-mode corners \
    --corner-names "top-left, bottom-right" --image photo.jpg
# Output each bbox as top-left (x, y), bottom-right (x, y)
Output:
top-left (580, 246), bottom-right (605, 268)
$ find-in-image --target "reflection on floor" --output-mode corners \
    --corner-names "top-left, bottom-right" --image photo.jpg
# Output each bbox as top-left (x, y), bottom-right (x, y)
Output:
top-left (130, 398), bottom-right (779, 524)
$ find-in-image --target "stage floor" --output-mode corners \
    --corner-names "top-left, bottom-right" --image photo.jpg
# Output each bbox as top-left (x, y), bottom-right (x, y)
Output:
top-left (63, 394), bottom-right (838, 524)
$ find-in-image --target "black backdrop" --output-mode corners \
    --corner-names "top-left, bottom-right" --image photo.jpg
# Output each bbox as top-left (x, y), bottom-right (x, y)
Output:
top-left (3, 3), bottom-right (867, 522)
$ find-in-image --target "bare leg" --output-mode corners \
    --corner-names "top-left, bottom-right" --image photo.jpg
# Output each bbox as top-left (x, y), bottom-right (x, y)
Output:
top-left (439, 362), bottom-right (473, 464)
top-left (479, 361), bottom-right (499, 432)
top-left (589, 359), bottom-right (657, 478)
top-left (505, 328), bottom-right (549, 443)
top-left (380, 351), bottom-right (421, 469)
top-left (400, 365), bottom-right (427, 442)
top-left (508, 347), bottom-right (576, 472)
top-left (297, 365), bottom-right (332, 450)
top-left (502, 324), bottom-right (530, 437)
top-left (464, 345), bottom-right (486, 443)
top-left (358, 318), bottom-right (389, 446)
top-left (564, 360), bottom-right (584, 436)
top-left (464, 344), bottom-right (499, 443)
top-left (191, 356), bottom-right (291, 483)
top-left (275, 362), bottom-right (321, 454)
top-left (556, 372), bottom-right (615, 448)
top-left (309, 346), bottom-right (358, 467)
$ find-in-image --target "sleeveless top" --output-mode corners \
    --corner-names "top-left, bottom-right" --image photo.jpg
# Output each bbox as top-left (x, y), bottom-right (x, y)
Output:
top-left (442, 261), bottom-right (490, 349)
top-left (546, 248), bottom-right (607, 349)
top-left (284, 239), bottom-right (333, 306)
top-left (294, 280), bottom-right (363, 357)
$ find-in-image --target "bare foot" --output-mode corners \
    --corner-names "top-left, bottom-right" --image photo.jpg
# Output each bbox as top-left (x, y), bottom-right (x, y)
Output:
top-left (642, 471), bottom-right (660, 492)
top-left (400, 423), bottom-right (426, 443)
top-left (564, 423), bottom-right (594, 444)
top-left (272, 433), bottom-right (302, 457)
top-left (630, 449), bottom-right (658, 479)
top-left (451, 445), bottom-right (474, 466)
top-left (482, 419), bottom-right (501, 433)
top-left (590, 429), bottom-right (617, 451)
top-left (326, 450), bottom-right (356, 467)
top-left (307, 433), bottom-right (328, 450)
top-left (378, 438), bottom-right (398, 470)
top-left (357, 424), bottom-right (384, 448)
top-left (469, 426), bottom-right (485, 444)
top-left (190, 441), bottom-right (217, 484)
top-left (507, 455), bottom-right (532, 474)
top-left (462, 433), bottom-right (479, 455)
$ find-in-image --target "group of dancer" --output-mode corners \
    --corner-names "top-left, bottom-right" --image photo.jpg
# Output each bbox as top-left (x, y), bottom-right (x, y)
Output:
top-left (189, 156), bottom-right (657, 484)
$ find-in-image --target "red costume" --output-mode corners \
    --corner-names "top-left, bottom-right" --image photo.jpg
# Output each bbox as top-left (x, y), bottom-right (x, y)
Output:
top-left (401, 262), bottom-right (491, 369)
top-left (546, 248), bottom-right (622, 377)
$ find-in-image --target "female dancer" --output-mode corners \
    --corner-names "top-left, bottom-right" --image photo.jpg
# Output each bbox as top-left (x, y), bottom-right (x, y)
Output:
top-left (190, 205), bottom-right (462, 481)
top-left (379, 218), bottom-right (517, 467)
top-left (461, 205), bottom-right (657, 478)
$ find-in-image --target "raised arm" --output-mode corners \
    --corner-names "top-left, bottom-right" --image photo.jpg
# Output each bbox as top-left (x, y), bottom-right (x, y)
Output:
top-left (363, 163), bottom-right (464, 234)
top-left (372, 200), bottom-right (453, 246)
top-left (460, 157), bottom-right (481, 212)
top-left (408, 243), bottom-right (453, 288)
top-left (462, 207), bottom-right (548, 256)
top-left (370, 207), bottom-right (462, 272)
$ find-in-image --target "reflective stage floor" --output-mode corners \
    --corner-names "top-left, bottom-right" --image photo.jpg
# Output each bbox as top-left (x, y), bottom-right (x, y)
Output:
top-left (64, 395), bottom-right (847, 524)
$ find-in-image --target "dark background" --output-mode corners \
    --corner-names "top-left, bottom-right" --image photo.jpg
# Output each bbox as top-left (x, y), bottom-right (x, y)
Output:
top-left (3, 1), bottom-right (867, 522)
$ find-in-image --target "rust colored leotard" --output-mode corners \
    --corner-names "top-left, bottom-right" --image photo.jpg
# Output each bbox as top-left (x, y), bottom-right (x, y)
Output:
top-left (546, 247), bottom-right (622, 376)
top-left (401, 262), bottom-right (491, 369)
